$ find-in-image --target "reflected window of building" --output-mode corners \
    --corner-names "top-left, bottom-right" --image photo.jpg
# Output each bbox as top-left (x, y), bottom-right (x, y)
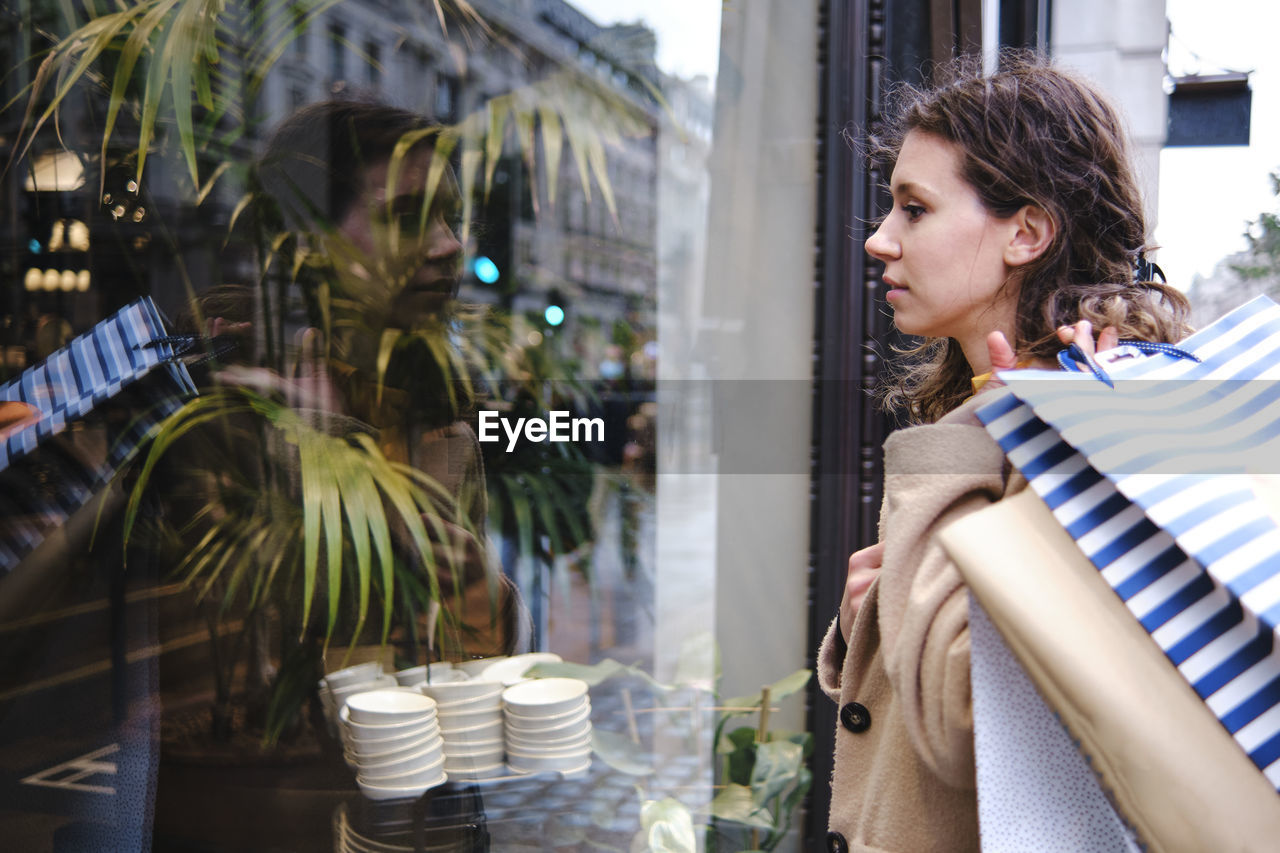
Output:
top-left (365, 38), bottom-right (381, 87)
top-left (329, 21), bottom-right (346, 83)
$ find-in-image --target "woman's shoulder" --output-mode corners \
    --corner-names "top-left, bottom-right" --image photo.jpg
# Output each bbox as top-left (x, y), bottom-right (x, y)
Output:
top-left (884, 390), bottom-right (1010, 476)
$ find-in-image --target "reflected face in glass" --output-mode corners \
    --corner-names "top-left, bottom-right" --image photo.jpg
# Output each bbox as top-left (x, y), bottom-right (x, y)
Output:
top-left (864, 130), bottom-right (1018, 359)
top-left (336, 147), bottom-right (464, 325)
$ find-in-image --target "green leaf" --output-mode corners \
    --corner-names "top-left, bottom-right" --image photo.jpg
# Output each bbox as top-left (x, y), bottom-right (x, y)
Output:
top-left (504, 473), bottom-right (535, 568)
top-left (526, 658), bottom-right (667, 691)
top-left (538, 105), bottom-right (563, 207)
top-left (639, 798), bottom-right (696, 853)
top-left (591, 729), bottom-right (652, 776)
top-left (162, 0), bottom-right (205, 187)
top-left (750, 740), bottom-right (803, 807)
top-left (584, 132), bottom-right (618, 225)
top-left (706, 785), bottom-right (774, 830)
top-left (482, 95), bottom-right (509, 201)
top-left (723, 669), bottom-right (812, 716)
top-left (720, 726), bottom-right (757, 786)
top-left (781, 766), bottom-right (812, 825)
top-left (121, 394), bottom-right (256, 550)
top-left (334, 443), bottom-right (373, 641)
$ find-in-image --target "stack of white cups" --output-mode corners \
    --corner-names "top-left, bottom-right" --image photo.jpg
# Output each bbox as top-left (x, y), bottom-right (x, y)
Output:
top-left (502, 677), bottom-right (592, 776)
top-left (340, 690), bottom-right (446, 800)
top-left (318, 662), bottom-right (397, 729)
top-left (420, 679), bottom-right (506, 780)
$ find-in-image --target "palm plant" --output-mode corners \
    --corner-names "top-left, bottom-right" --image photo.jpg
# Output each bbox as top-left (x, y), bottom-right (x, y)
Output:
top-left (7, 0), bottom-right (660, 744)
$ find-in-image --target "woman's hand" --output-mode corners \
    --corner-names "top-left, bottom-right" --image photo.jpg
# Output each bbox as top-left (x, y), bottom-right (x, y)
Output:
top-left (1056, 319), bottom-right (1118, 360)
top-left (840, 541), bottom-right (884, 645)
top-left (212, 326), bottom-right (342, 414)
top-left (981, 320), bottom-right (1120, 393)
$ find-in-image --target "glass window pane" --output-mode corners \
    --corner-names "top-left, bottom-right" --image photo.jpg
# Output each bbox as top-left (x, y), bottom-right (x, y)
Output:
top-left (0, 1), bottom-right (820, 851)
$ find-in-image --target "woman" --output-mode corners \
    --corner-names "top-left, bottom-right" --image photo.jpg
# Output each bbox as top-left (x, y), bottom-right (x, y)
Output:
top-left (817, 54), bottom-right (1191, 851)
top-left (249, 100), bottom-right (529, 662)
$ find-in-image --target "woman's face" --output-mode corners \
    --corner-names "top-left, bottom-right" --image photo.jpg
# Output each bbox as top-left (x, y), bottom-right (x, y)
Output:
top-left (865, 130), bottom-right (1021, 370)
top-left (336, 147), bottom-right (464, 325)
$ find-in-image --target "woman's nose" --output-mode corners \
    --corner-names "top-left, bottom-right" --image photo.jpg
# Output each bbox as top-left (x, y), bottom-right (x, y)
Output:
top-left (864, 221), bottom-right (898, 262)
top-left (425, 219), bottom-right (463, 261)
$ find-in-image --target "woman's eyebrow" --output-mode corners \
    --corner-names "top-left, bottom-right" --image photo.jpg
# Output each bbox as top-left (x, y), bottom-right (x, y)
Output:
top-left (385, 191), bottom-right (459, 216)
top-left (891, 179), bottom-right (932, 199)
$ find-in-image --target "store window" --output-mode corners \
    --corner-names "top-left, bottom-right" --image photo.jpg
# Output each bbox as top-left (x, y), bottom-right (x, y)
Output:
top-left (0, 1), bottom-right (824, 851)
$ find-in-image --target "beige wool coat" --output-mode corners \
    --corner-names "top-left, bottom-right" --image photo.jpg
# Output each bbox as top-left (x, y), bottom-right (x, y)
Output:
top-left (818, 392), bottom-right (1026, 852)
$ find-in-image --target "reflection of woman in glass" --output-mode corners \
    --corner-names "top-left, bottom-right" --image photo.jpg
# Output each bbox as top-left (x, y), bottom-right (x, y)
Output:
top-left (252, 99), bottom-right (528, 662)
top-left (817, 55), bottom-right (1191, 850)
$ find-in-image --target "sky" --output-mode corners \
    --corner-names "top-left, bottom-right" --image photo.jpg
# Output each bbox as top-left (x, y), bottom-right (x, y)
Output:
top-left (1156, 0), bottom-right (1280, 288)
top-left (567, 0), bottom-right (721, 81)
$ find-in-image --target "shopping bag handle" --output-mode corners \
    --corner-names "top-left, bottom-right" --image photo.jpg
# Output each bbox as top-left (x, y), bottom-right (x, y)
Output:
top-left (1055, 339), bottom-right (1200, 388)
top-left (142, 334), bottom-right (239, 367)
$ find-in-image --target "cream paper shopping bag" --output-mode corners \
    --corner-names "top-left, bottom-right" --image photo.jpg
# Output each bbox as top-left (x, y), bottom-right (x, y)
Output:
top-left (939, 489), bottom-right (1280, 853)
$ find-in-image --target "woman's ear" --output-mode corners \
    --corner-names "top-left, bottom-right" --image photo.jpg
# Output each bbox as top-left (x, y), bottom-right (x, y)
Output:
top-left (1004, 205), bottom-right (1056, 267)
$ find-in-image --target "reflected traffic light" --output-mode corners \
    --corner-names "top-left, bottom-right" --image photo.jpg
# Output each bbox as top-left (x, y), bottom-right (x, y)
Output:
top-left (473, 255), bottom-right (500, 284)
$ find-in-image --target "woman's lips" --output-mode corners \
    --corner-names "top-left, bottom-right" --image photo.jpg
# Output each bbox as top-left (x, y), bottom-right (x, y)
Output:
top-left (883, 277), bottom-right (907, 300)
top-left (407, 272), bottom-right (459, 296)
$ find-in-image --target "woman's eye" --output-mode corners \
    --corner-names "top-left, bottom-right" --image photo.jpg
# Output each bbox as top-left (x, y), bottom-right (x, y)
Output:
top-left (902, 203), bottom-right (925, 221)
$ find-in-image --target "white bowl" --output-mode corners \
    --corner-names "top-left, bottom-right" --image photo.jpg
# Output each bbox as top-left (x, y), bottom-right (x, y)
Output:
top-left (502, 678), bottom-right (588, 716)
top-left (441, 735), bottom-right (503, 757)
top-left (355, 741), bottom-right (445, 778)
top-left (346, 690), bottom-right (438, 725)
top-left (478, 652), bottom-right (564, 686)
top-left (506, 722), bottom-right (591, 748)
top-left (444, 749), bottom-right (505, 772)
top-left (331, 678), bottom-right (399, 719)
top-left (357, 769), bottom-right (447, 801)
top-left (505, 730), bottom-right (591, 755)
top-left (431, 688), bottom-right (504, 712)
top-left (393, 662), bottom-right (459, 687)
top-left (441, 717), bottom-right (505, 742)
top-left (392, 666), bottom-right (428, 687)
top-left (504, 699), bottom-right (591, 731)
top-left (342, 711), bottom-right (438, 744)
top-left (454, 656), bottom-right (507, 677)
top-left (436, 706), bottom-right (504, 731)
top-left (358, 750), bottom-right (446, 785)
top-left (347, 726), bottom-right (442, 758)
top-left (506, 747), bottom-right (591, 773)
top-left (443, 762), bottom-right (506, 781)
top-left (506, 713), bottom-right (590, 740)
top-left (438, 718), bottom-right (505, 742)
top-left (349, 726), bottom-right (442, 757)
top-left (331, 675), bottom-right (397, 700)
top-left (505, 758), bottom-right (592, 780)
top-left (420, 679), bottom-right (503, 703)
top-left (324, 662), bottom-right (383, 689)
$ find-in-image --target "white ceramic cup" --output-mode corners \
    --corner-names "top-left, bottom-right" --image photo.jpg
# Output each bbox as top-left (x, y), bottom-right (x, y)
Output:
top-left (502, 678), bottom-right (589, 717)
top-left (345, 690), bottom-right (438, 726)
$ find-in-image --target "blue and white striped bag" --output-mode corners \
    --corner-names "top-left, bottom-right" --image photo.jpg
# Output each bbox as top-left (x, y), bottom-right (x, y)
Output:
top-left (0, 297), bottom-right (197, 572)
top-left (977, 294), bottom-right (1280, 790)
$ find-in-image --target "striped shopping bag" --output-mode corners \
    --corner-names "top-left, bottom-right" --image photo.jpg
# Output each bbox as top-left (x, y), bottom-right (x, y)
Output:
top-left (0, 297), bottom-right (198, 573)
top-left (977, 294), bottom-right (1280, 791)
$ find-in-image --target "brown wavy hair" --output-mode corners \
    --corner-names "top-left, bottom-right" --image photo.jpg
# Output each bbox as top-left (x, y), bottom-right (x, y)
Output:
top-left (871, 52), bottom-right (1192, 423)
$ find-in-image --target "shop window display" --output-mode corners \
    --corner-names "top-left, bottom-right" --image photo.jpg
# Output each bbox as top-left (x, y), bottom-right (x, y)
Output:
top-left (0, 2), bottom-right (820, 851)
